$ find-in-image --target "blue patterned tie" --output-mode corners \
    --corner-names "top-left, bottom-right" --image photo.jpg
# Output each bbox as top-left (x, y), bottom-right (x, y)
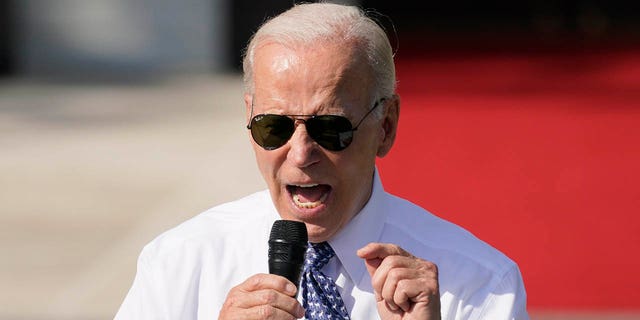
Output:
top-left (301, 242), bottom-right (351, 319)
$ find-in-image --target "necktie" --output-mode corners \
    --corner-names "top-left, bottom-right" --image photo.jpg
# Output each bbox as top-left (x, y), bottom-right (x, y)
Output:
top-left (301, 241), bottom-right (351, 319)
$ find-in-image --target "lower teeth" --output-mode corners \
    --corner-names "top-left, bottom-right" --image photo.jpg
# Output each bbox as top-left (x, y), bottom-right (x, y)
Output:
top-left (293, 193), bottom-right (327, 209)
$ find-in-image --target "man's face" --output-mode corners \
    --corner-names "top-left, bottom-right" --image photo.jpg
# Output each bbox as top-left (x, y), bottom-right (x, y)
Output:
top-left (246, 41), bottom-right (398, 242)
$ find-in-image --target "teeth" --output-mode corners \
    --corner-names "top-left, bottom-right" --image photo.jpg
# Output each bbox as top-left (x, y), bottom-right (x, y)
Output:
top-left (294, 184), bottom-right (318, 188)
top-left (293, 193), bottom-right (328, 209)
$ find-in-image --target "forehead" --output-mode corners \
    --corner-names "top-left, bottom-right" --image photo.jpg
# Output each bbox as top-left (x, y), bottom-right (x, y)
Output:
top-left (251, 41), bottom-right (375, 115)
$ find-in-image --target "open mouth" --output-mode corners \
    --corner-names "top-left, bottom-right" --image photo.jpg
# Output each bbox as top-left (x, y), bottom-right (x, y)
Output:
top-left (287, 184), bottom-right (331, 209)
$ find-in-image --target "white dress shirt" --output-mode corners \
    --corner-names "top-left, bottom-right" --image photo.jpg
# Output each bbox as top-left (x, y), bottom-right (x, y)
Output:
top-left (115, 171), bottom-right (529, 319)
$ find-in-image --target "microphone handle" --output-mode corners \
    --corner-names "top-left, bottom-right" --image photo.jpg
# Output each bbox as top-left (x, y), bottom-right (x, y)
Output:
top-left (268, 240), bottom-right (307, 288)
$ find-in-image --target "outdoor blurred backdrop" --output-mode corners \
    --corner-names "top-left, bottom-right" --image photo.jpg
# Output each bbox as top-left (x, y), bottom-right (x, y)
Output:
top-left (1, 1), bottom-right (639, 319)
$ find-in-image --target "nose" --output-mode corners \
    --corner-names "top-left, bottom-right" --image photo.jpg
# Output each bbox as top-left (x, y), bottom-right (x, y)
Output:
top-left (286, 120), bottom-right (320, 168)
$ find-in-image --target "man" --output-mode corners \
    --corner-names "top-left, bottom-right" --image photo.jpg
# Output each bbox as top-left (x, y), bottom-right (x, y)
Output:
top-left (115, 3), bottom-right (528, 319)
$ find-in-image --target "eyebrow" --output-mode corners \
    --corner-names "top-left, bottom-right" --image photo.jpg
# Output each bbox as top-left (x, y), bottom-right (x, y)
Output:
top-left (251, 97), bottom-right (350, 117)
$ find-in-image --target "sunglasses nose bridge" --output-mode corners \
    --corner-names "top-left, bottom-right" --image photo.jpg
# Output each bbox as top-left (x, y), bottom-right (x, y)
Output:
top-left (292, 117), bottom-right (306, 128)
top-left (286, 118), bottom-right (321, 167)
top-left (290, 118), bottom-right (313, 143)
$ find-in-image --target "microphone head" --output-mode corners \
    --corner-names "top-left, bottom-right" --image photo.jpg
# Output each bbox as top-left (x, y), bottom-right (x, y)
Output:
top-left (268, 220), bottom-right (308, 288)
top-left (269, 219), bottom-right (308, 245)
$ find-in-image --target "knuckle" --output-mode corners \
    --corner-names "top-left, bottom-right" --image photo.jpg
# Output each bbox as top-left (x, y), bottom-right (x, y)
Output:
top-left (422, 277), bottom-right (440, 295)
top-left (248, 273), bottom-right (273, 291)
top-left (395, 245), bottom-right (409, 256)
top-left (386, 243), bottom-right (410, 257)
top-left (397, 278), bottom-right (410, 290)
top-left (222, 291), bottom-right (239, 308)
top-left (385, 255), bottom-right (403, 266)
top-left (418, 260), bottom-right (438, 273)
top-left (257, 304), bottom-right (275, 318)
top-left (259, 290), bottom-right (278, 304)
top-left (387, 267), bottom-right (403, 282)
top-left (250, 274), bottom-right (265, 287)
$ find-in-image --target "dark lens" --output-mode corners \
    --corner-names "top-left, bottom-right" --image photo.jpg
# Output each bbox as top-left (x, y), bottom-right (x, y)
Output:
top-left (306, 115), bottom-right (354, 151)
top-left (250, 114), bottom-right (295, 150)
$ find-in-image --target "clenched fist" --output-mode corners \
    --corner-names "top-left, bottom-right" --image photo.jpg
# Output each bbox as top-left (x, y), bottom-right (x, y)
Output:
top-left (358, 243), bottom-right (441, 320)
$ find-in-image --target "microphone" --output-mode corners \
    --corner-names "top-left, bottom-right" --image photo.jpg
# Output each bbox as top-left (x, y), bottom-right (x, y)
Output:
top-left (268, 220), bottom-right (308, 289)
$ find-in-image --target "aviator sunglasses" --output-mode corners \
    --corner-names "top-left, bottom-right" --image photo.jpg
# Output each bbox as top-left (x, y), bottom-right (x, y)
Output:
top-left (247, 98), bottom-right (386, 151)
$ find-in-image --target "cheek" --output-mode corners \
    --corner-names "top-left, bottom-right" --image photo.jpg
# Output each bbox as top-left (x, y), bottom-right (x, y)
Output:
top-left (254, 148), bottom-right (284, 181)
top-left (253, 148), bottom-right (272, 177)
top-left (332, 152), bottom-right (373, 184)
top-left (351, 141), bottom-right (380, 167)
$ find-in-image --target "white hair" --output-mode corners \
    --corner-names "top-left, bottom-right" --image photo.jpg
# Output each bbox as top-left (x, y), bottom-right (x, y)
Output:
top-left (242, 2), bottom-right (396, 111)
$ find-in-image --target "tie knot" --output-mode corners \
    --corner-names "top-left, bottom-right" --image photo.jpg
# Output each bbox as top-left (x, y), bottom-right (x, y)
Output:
top-left (305, 241), bottom-right (335, 270)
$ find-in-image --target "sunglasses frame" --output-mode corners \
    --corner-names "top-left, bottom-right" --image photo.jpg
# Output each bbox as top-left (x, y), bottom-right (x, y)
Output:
top-left (247, 97), bottom-right (386, 151)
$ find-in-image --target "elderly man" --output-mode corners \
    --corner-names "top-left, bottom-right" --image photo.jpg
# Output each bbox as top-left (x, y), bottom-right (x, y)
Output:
top-left (115, 3), bottom-right (528, 320)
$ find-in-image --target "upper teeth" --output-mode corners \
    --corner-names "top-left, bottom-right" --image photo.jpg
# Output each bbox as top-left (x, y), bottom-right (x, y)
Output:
top-left (294, 184), bottom-right (318, 188)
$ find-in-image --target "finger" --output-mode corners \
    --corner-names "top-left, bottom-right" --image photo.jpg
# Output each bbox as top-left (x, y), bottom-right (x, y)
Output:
top-left (240, 273), bottom-right (298, 296)
top-left (358, 243), bottom-right (410, 280)
top-left (226, 274), bottom-right (303, 316)
top-left (245, 304), bottom-right (301, 320)
top-left (357, 242), bottom-right (410, 260)
top-left (374, 255), bottom-right (438, 287)
top-left (381, 267), bottom-right (421, 312)
top-left (393, 281), bottom-right (411, 312)
top-left (223, 288), bottom-right (305, 319)
top-left (363, 257), bottom-right (382, 279)
top-left (241, 289), bottom-right (304, 312)
top-left (370, 255), bottom-right (416, 299)
top-left (394, 276), bottom-right (440, 309)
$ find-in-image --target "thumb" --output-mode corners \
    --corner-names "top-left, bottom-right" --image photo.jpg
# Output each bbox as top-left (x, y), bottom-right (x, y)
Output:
top-left (358, 245), bottom-right (383, 301)
top-left (363, 257), bottom-right (382, 278)
top-left (357, 243), bottom-right (384, 278)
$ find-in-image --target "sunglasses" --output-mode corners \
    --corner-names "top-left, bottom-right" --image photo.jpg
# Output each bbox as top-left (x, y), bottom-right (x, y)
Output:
top-left (247, 98), bottom-right (385, 151)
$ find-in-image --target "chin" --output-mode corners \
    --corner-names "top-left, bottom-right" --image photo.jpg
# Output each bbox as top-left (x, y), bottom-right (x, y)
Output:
top-left (275, 197), bottom-right (344, 242)
top-left (304, 222), bottom-right (339, 243)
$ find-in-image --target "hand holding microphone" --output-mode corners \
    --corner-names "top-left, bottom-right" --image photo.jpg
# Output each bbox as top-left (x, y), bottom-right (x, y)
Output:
top-left (218, 220), bottom-right (307, 319)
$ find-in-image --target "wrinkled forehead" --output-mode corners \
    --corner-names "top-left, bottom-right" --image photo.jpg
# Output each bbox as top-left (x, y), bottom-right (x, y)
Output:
top-left (251, 40), bottom-right (376, 114)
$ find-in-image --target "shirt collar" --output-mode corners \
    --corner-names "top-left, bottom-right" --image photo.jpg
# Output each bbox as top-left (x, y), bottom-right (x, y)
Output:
top-left (328, 168), bottom-right (387, 286)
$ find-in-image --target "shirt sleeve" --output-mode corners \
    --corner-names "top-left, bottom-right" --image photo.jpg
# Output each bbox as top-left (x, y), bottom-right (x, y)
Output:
top-left (114, 248), bottom-right (164, 320)
top-left (473, 264), bottom-right (529, 320)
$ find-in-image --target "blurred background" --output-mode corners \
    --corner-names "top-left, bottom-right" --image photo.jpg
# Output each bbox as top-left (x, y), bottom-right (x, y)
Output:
top-left (1, 0), bottom-right (639, 319)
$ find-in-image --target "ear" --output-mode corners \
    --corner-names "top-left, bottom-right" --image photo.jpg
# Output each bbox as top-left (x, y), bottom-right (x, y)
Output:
top-left (376, 94), bottom-right (400, 158)
top-left (244, 94), bottom-right (253, 123)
